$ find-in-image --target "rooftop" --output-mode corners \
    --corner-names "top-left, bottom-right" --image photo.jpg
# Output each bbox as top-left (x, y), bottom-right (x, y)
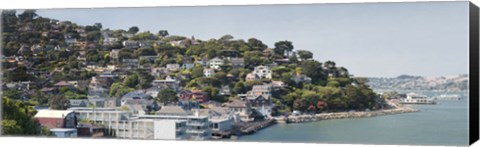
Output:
top-left (156, 106), bottom-right (193, 116)
top-left (34, 110), bottom-right (74, 119)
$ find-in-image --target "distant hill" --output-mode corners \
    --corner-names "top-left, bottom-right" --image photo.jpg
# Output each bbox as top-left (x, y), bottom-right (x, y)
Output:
top-left (367, 74), bottom-right (469, 91)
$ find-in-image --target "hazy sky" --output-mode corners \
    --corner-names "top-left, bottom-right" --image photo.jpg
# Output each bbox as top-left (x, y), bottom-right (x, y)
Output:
top-left (35, 1), bottom-right (469, 77)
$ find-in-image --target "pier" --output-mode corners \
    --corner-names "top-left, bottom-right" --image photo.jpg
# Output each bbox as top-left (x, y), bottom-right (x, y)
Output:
top-left (238, 119), bottom-right (274, 134)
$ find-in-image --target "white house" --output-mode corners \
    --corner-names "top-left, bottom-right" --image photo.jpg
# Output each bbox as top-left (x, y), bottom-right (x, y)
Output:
top-left (245, 73), bottom-right (259, 81)
top-left (254, 65), bottom-right (272, 79)
top-left (203, 68), bottom-right (215, 77)
top-left (151, 76), bottom-right (180, 91)
top-left (166, 64), bottom-right (181, 71)
top-left (122, 40), bottom-right (139, 49)
top-left (207, 57), bottom-right (224, 70)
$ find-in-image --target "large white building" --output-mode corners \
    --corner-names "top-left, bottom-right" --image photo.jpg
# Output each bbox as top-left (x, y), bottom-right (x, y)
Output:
top-left (68, 108), bottom-right (133, 137)
top-left (137, 115), bottom-right (211, 140)
top-left (116, 119), bottom-right (187, 140)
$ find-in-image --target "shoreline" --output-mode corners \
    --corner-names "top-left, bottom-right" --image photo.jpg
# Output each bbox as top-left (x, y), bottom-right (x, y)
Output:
top-left (272, 106), bottom-right (418, 124)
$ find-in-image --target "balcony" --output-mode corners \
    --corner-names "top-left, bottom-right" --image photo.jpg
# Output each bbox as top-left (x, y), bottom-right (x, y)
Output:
top-left (176, 127), bottom-right (186, 132)
top-left (187, 122), bottom-right (207, 127)
top-left (186, 129), bottom-right (206, 134)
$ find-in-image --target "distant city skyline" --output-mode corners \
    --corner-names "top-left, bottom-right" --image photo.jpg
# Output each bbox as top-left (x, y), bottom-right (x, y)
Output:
top-left (35, 1), bottom-right (469, 77)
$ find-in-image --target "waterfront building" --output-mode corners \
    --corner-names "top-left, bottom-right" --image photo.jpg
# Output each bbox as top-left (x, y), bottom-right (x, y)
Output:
top-left (225, 99), bottom-right (254, 122)
top-left (199, 106), bottom-right (236, 139)
top-left (34, 110), bottom-right (77, 129)
top-left (116, 119), bottom-right (187, 140)
top-left (68, 107), bottom-right (134, 137)
top-left (77, 122), bottom-right (105, 137)
top-left (142, 106), bottom-right (212, 140)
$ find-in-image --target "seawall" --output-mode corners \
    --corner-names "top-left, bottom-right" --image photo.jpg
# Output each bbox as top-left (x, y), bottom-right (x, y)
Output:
top-left (274, 107), bottom-right (418, 124)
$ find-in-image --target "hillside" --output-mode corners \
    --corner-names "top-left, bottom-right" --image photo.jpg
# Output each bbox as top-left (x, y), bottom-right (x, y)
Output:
top-left (1, 10), bottom-right (389, 125)
top-left (367, 74), bottom-right (469, 91)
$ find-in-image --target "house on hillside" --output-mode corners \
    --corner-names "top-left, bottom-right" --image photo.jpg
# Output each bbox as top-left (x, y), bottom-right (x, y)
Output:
top-left (225, 100), bottom-right (254, 122)
top-left (191, 90), bottom-right (209, 103)
top-left (151, 67), bottom-right (169, 78)
top-left (166, 64), bottom-right (181, 71)
top-left (207, 57), bottom-right (224, 70)
top-left (203, 68), bottom-right (215, 78)
top-left (182, 57), bottom-right (195, 70)
top-left (122, 40), bottom-right (139, 49)
top-left (229, 57), bottom-right (245, 68)
top-left (122, 59), bottom-right (139, 69)
top-left (151, 76), bottom-right (180, 91)
top-left (290, 73), bottom-right (312, 84)
top-left (253, 65), bottom-right (272, 79)
top-left (245, 73), bottom-right (259, 81)
top-left (69, 99), bottom-right (90, 108)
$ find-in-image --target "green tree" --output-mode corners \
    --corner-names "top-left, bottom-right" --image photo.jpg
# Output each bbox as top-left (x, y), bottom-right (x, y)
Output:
top-left (109, 82), bottom-right (135, 98)
top-left (123, 74), bottom-right (139, 88)
top-left (202, 86), bottom-right (220, 101)
top-left (274, 40), bottom-right (294, 57)
top-left (4, 66), bottom-right (32, 82)
top-left (247, 38), bottom-right (267, 52)
top-left (233, 82), bottom-right (246, 94)
top-left (18, 10), bottom-right (37, 22)
top-left (190, 65), bottom-right (204, 79)
top-left (48, 94), bottom-right (70, 110)
top-left (300, 60), bottom-right (326, 85)
top-left (2, 97), bottom-right (39, 135)
top-left (128, 26), bottom-right (139, 34)
top-left (297, 50), bottom-right (313, 61)
top-left (214, 71), bottom-right (228, 84)
top-left (156, 88), bottom-right (178, 105)
top-left (158, 30), bottom-right (169, 37)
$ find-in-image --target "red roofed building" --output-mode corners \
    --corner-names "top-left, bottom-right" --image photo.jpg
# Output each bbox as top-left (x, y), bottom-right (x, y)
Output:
top-left (191, 90), bottom-right (209, 103)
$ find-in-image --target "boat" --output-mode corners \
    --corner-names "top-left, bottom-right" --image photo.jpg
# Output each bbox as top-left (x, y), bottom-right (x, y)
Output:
top-left (434, 94), bottom-right (461, 101)
top-left (399, 93), bottom-right (436, 104)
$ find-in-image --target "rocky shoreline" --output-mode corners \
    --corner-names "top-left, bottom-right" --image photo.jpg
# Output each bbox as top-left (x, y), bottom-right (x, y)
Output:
top-left (273, 106), bottom-right (418, 124)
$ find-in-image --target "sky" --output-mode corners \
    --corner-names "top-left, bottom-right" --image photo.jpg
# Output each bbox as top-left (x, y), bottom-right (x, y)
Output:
top-left (34, 1), bottom-right (470, 78)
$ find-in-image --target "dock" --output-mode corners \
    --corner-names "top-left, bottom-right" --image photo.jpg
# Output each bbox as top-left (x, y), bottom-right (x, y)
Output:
top-left (238, 119), bottom-right (274, 135)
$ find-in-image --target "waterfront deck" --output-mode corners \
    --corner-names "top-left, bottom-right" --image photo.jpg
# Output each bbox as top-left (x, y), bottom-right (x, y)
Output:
top-left (238, 119), bottom-right (274, 135)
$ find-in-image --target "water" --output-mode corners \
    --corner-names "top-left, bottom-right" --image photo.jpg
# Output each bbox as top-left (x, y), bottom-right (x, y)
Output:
top-left (238, 91), bottom-right (469, 146)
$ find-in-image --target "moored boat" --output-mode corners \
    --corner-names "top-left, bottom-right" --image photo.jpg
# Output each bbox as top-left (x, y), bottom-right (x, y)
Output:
top-left (434, 94), bottom-right (461, 101)
top-left (399, 93), bottom-right (436, 104)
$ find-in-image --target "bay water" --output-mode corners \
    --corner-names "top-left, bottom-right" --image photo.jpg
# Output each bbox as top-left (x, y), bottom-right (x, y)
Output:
top-left (238, 91), bottom-right (469, 146)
